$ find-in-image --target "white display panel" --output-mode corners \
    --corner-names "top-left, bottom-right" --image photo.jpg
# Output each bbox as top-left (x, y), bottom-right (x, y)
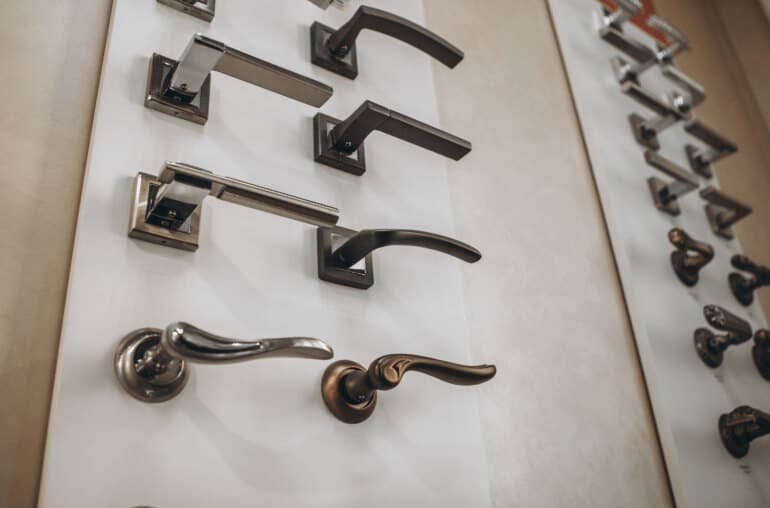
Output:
top-left (38, 1), bottom-right (491, 507)
top-left (548, 2), bottom-right (770, 507)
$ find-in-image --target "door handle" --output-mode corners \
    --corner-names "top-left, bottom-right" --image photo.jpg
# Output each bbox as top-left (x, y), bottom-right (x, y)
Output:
top-left (719, 405), bottom-right (770, 458)
top-left (693, 304), bottom-right (753, 368)
top-left (612, 15), bottom-right (690, 83)
top-left (699, 186), bottom-right (752, 240)
top-left (129, 161), bottom-right (339, 251)
top-left (308, 0), bottom-right (344, 9)
top-left (316, 226), bottom-right (481, 289)
top-left (660, 64), bottom-right (705, 112)
top-left (157, 0), bottom-right (215, 21)
top-left (321, 354), bottom-right (496, 423)
top-left (145, 33), bottom-right (333, 125)
top-left (668, 227), bottom-right (714, 287)
top-left (644, 150), bottom-right (699, 216)
top-left (752, 329), bottom-right (770, 381)
top-left (310, 5), bottom-right (463, 79)
top-left (684, 120), bottom-right (738, 178)
top-left (598, 0), bottom-right (657, 65)
top-left (729, 255), bottom-right (770, 306)
top-left (115, 322), bottom-right (334, 402)
top-left (313, 101), bottom-right (471, 175)
top-left (622, 81), bottom-right (686, 150)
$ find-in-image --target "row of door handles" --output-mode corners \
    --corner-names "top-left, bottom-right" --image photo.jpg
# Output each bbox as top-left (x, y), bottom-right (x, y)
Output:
top-left (114, 322), bottom-right (496, 424)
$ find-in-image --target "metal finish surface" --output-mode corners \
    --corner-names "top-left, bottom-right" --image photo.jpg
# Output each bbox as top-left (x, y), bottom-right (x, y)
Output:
top-left (719, 405), bottom-right (770, 459)
top-left (310, 5), bottom-right (463, 79)
top-left (684, 120), bottom-right (738, 178)
top-left (693, 305), bottom-right (753, 368)
top-left (115, 322), bottom-right (333, 402)
top-left (729, 255), bottom-right (770, 307)
top-left (157, 0), bottom-right (215, 22)
top-left (668, 228), bottom-right (714, 287)
top-left (146, 33), bottom-right (333, 125)
top-left (699, 186), bottom-right (752, 240)
top-left (644, 150), bottom-right (698, 216)
top-left (314, 101), bottom-right (471, 175)
top-left (612, 15), bottom-right (689, 84)
top-left (753, 330), bottom-right (770, 381)
top-left (321, 355), bottom-right (496, 423)
top-left (623, 82), bottom-right (685, 149)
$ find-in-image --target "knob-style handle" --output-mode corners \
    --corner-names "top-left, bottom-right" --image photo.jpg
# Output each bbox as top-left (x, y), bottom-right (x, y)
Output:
top-left (115, 322), bottom-right (333, 402)
top-left (310, 5), bottom-right (463, 79)
top-left (316, 226), bottom-right (481, 289)
top-left (321, 354), bottom-right (496, 423)
top-left (729, 254), bottom-right (770, 306)
top-left (719, 405), bottom-right (770, 458)
top-left (752, 329), bottom-right (770, 381)
top-left (693, 305), bottom-right (753, 368)
top-left (668, 228), bottom-right (714, 286)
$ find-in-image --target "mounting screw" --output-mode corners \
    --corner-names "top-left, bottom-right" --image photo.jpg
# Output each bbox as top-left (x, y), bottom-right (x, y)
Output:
top-left (167, 210), bottom-right (177, 218)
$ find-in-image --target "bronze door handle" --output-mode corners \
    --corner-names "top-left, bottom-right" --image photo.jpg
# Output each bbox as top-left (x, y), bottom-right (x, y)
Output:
top-left (313, 100), bottom-right (471, 175)
top-left (693, 305), bottom-right (753, 368)
top-left (316, 226), bottom-right (482, 289)
top-left (752, 329), bottom-right (770, 381)
top-left (115, 322), bottom-right (334, 402)
top-left (699, 186), bottom-right (752, 240)
top-left (321, 354), bottom-right (496, 423)
top-left (684, 120), bottom-right (738, 178)
top-left (729, 255), bottom-right (770, 306)
top-left (719, 405), bottom-right (770, 458)
top-left (645, 151), bottom-right (699, 216)
top-left (310, 5), bottom-right (463, 79)
top-left (668, 227), bottom-right (714, 287)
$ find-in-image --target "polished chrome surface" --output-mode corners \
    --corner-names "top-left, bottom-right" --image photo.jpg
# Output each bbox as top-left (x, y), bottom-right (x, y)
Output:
top-left (699, 186), bottom-right (752, 240)
top-left (115, 322), bottom-right (333, 402)
top-left (157, 0), bottom-right (215, 21)
top-left (612, 15), bottom-right (690, 84)
top-left (644, 150), bottom-right (699, 216)
top-left (684, 120), bottom-right (738, 178)
top-left (598, 0), bottom-right (642, 29)
top-left (660, 64), bottom-right (704, 111)
top-left (719, 405), bottom-right (770, 458)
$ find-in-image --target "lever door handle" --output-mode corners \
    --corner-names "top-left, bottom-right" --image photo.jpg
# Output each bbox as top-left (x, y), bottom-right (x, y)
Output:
top-left (599, 0), bottom-right (643, 29)
top-left (612, 15), bottom-right (690, 83)
top-left (684, 120), bottom-right (738, 178)
top-left (646, 15), bottom-right (690, 61)
top-left (157, 0), bottom-right (215, 21)
top-left (752, 329), bottom-right (770, 381)
top-left (644, 150), bottom-right (699, 216)
top-left (316, 226), bottom-right (481, 289)
top-left (321, 354), bottom-right (496, 423)
top-left (719, 405), bottom-right (770, 458)
top-left (145, 33), bottom-right (333, 125)
top-left (699, 186), bottom-right (752, 240)
top-left (660, 64), bottom-right (705, 113)
top-left (308, 0), bottom-right (344, 9)
top-left (313, 100), bottom-right (471, 175)
top-left (129, 161), bottom-right (339, 251)
top-left (310, 5), bottom-right (463, 79)
top-left (668, 227), bottom-right (714, 287)
top-left (598, 1), bottom-right (657, 65)
top-left (115, 322), bottom-right (334, 402)
top-left (622, 82), bottom-right (685, 150)
top-left (693, 304), bottom-right (753, 368)
top-left (729, 254), bottom-right (770, 306)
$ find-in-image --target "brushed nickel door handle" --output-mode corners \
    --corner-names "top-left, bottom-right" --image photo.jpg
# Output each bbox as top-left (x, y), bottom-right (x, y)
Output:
top-left (115, 322), bottom-right (334, 402)
top-left (693, 305), bottom-right (753, 368)
top-left (310, 5), bottom-right (463, 79)
top-left (622, 81), bottom-right (686, 150)
top-left (313, 100), bottom-right (471, 175)
top-left (668, 227), bottom-right (714, 287)
top-left (321, 354), bottom-right (496, 423)
top-left (145, 33), bottom-right (333, 124)
top-left (316, 226), bottom-right (481, 289)
top-left (157, 0), bottom-right (215, 21)
top-left (719, 405), bottom-right (770, 458)
top-left (644, 150), bottom-right (699, 216)
top-left (729, 255), bottom-right (770, 306)
top-left (699, 186), bottom-right (752, 240)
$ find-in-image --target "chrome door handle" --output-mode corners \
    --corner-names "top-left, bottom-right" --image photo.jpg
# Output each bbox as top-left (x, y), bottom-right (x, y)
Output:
top-left (644, 150), bottom-right (699, 216)
top-left (729, 255), bottom-right (770, 306)
top-left (693, 304), bottom-right (753, 368)
top-left (115, 322), bottom-right (334, 402)
top-left (753, 330), bottom-right (770, 381)
top-left (129, 161), bottom-right (339, 251)
top-left (316, 226), bottom-right (481, 289)
top-left (321, 354), bottom-right (496, 423)
top-left (684, 120), bottom-right (738, 178)
top-left (699, 186), bottom-right (752, 240)
top-left (660, 64), bottom-right (705, 112)
top-left (310, 5), bottom-right (463, 79)
top-left (598, 0), bottom-right (642, 30)
top-left (157, 0), bottom-right (215, 21)
top-left (668, 227), bottom-right (714, 287)
top-left (313, 101), bottom-right (471, 175)
top-left (145, 33), bottom-right (333, 125)
top-left (598, 0), bottom-right (657, 65)
top-left (622, 81), bottom-right (686, 150)
top-left (612, 15), bottom-right (690, 83)
top-left (719, 405), bottom-right (770, 458)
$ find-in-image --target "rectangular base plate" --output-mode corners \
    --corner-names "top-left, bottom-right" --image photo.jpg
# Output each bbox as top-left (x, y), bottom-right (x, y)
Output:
top-left (647, 177), bottom-right (680, 216)
top-left (128, 173), bottom-right (201, 251)
top-left (310, 22), bottom-right (358, 79)
top-left (157, 0), bottom-right (215, 22)
top-left (313, 113), bottom-right (367, 175)
top-left (145, 53), bottom-right (211, 125)
top-left (629, 113), bottom-right (660, 150)
top-left (685, 144), bottom-right (712, 178)
top-left (316, 227), bottom-right (374, 289)
top-left (704, 204), bottom-right (734, 240)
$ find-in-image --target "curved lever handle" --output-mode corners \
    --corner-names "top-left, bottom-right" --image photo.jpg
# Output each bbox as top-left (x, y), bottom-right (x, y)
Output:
top-left (321, 354), bottom-right (495, 423)
top-left (668, 227), bottom-right (713, 287)
top-left (729, 254), bottom-right (770, 306)
top-left (753, 329), bottom-right (770, 381)
top-left (719, 405), bottom-right (770, 458)
top-left (332, 229), bottom-right (481, 269)
top-left (694, 305), bottom-right (753, 368)
top-left (731, 255), bottom-right (770, 281)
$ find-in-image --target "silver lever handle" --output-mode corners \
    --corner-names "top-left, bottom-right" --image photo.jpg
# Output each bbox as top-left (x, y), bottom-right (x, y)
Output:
top-left (644, 150), bottom-right (699, 216)
top-left (129, 161), bottom-right (340, 251)
top-left (115, 322), bottom-right (334, 402)
top-left (146, 33), bottom-right (333, 125)
top-left (622, 81), bottom-right (685, 150)
top-left (699, 186), bottom-right (752, 240)
top-left (599, 0), bottom-right (643, 28)
top-left (684, 120), bottom-right (738, 178)
top-left (157, 0), bottom-right (215, 22)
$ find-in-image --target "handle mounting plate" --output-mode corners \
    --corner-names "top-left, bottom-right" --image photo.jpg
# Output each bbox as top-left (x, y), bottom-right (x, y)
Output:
top-left (157, 0), bottom-right (215, 22)
top-left (310, 22), bottom-right (359, 79)
top-left (321, 360), bottom-right (376, 423)
top-left (316, 226), bottom-right (374, 289)
top-left (628, 113), bottom-right (660, 150)
top-left (313, 113), bottom-right (367, 175)
top-left (145, 53), bottom-right (210, 125)
top-left (647, 176), bottom-right (680, 216)
top-left (685, 144), bottom-right (712, 178)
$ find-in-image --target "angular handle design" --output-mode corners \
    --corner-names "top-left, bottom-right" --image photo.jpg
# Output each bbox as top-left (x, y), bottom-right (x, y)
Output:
top-left (668, 228), bottom-right (714, 287)
top-left (313, 101), bottom-right (471, 175)
top-left (321, 354), bottom-right (496, 423)
top-left (693, 304), bottom-right (753, 368)
top-left (699, 186), bottom-right (752, 240)
top-left (310, 5), bottom-right (463, 79)
top-left (157, 0), bottom-right (215, 22)
top-left (719, 405), bottom-right (770, 458)
top-left (115, 323), bottom-right (334, 402)
top-left (729, 254), bottom-right (770, 306)
top-left (644, 151), bottom-right (699, 216)
top-left (612, 15), bottom-right (690, 83)
top-left (622, 82), bottom-right (686, 150)
top-left (146, 33), bottom-right (333, 124)
top-left (684, 120), bottom-right (738, 178)
top-left (316, 226), bottom-right (481, 289)
top-left (598, 0), bottom-right (657, 65)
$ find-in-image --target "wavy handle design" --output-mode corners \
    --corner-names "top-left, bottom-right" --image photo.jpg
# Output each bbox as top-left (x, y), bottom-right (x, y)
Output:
top-left (668, 227), bottom-right (713, 287)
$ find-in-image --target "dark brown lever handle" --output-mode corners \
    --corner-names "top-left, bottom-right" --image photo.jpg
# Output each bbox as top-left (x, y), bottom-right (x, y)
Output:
top-left (310, 5), bottom-right (463, 79)
top-left (729, 254), bottom-right (770, 306)
top-left (694, 305), bottom-right (753, 368)
top-left (719, 405), bottom-right (770, 458)
top-left (668, 228), bottom-right (714, 287)
top-left (752, 329), bottom-right (770, 381)
top-left (322, 354), bottom-right (496, 423)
